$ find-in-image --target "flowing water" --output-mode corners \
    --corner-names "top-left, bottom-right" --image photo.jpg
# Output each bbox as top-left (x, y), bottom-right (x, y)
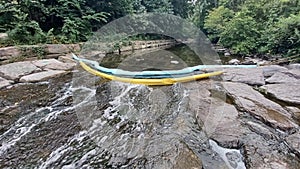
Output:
top-left (1, 45), bottom-right (298, 168)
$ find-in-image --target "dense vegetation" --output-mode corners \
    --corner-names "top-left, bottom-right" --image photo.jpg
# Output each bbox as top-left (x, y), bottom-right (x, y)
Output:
top-left (0, 0), bottom-right (299, 57)
top-left (202, 0), bottom-right (300, 56)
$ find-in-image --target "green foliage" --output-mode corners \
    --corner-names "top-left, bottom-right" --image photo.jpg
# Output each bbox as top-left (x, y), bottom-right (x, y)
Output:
top-left (0, 0), bottom-right (109, 44)
top-left (219, 14), bottom-right (260, 54)
top-left (190, 0), bottom-right (217, 29)
top-left (199, 0), bottom-right (300, 56)
top-left (171, 0), bottom-right (191, 18)
top-left (267, 13), bottom-right (300, 56)
top-left (142, 0), bottom-right (173, 13)
top-left (204, 6), bottom-right (234, 43)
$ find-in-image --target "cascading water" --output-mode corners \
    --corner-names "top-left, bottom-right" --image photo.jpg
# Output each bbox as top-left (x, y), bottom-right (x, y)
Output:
top-left (0, 71), bottom-right (248, 168)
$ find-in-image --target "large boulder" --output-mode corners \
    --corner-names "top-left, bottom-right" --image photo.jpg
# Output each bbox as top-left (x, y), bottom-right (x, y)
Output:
top-left (187, 81), bottom-right (247, 147)
top-left (287, 63), bottom-right (300, 70)
top-left (223, 82), bottom-right (295, 130)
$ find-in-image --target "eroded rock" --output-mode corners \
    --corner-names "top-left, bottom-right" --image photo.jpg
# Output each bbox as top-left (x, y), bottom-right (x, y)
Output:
top-left (287, 64), bottom-right (300, 70)
top-left (286, 107), bottom-right (300, 124)
top-left (223, 82), bottom-right (295, 130)
top-left (58, 54), bottom-right (77, 63)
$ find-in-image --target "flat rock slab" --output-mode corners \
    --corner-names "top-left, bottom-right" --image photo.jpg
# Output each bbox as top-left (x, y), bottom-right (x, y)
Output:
top-left (260, 84), bottom-right (300, 105)
top-left (223, 82), bottom-right (295, 130)
top-left (20, 70), bottom-right (66, 82)
top-left (266, 71), bottom-right (300, 84)
top-left (222, 68), bottom-right (265, 86)
top-left (0, 61), bottom-right (40, 80)
top-left (31, 59), bottom-right (75, 71)
top-left (0, 77), bottom-right (12, 88)
top-left (260, 65), bottom-right (288, 78)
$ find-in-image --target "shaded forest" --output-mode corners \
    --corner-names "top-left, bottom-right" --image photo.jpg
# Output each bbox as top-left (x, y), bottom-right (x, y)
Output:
top-left (0, 0), bottom-right (299, 56)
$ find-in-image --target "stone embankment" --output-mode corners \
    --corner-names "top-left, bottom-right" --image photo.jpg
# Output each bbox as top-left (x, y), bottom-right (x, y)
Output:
top-left (0, 40), bottom-right (177, 65)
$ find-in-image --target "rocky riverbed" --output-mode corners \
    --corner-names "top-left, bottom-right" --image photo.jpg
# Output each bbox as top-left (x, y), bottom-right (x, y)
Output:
top-left (0, 57), bottom-right (299, 168)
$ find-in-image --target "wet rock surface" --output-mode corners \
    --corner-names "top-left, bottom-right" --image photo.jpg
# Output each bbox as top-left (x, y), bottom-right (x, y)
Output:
top-left (0, 59), bottom-right (75, 86)
top-left (0, 60), bottom-right (299, 169)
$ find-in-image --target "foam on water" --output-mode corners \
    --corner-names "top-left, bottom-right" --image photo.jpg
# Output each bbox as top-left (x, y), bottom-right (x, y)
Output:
top-left (38, 131), bottom-right (89, 169)
top-left (209, 140), bottom-right (246, 169)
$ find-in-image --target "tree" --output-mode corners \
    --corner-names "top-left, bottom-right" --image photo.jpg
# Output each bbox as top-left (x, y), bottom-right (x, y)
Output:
top-left (267, 13), bottom-right (300, 56)
top-left (142, 0), bottom-right (173, 13)
top-left (189, 0), bottom-right (217, 29)
top-left (170, 0), bottom-right (191, 18)
top-left (219, 13), bottom-right (260, 54)
top-left (204, 6), bottom-right (234, 43)
top-left (0, 0), bottom-right (109, 44)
